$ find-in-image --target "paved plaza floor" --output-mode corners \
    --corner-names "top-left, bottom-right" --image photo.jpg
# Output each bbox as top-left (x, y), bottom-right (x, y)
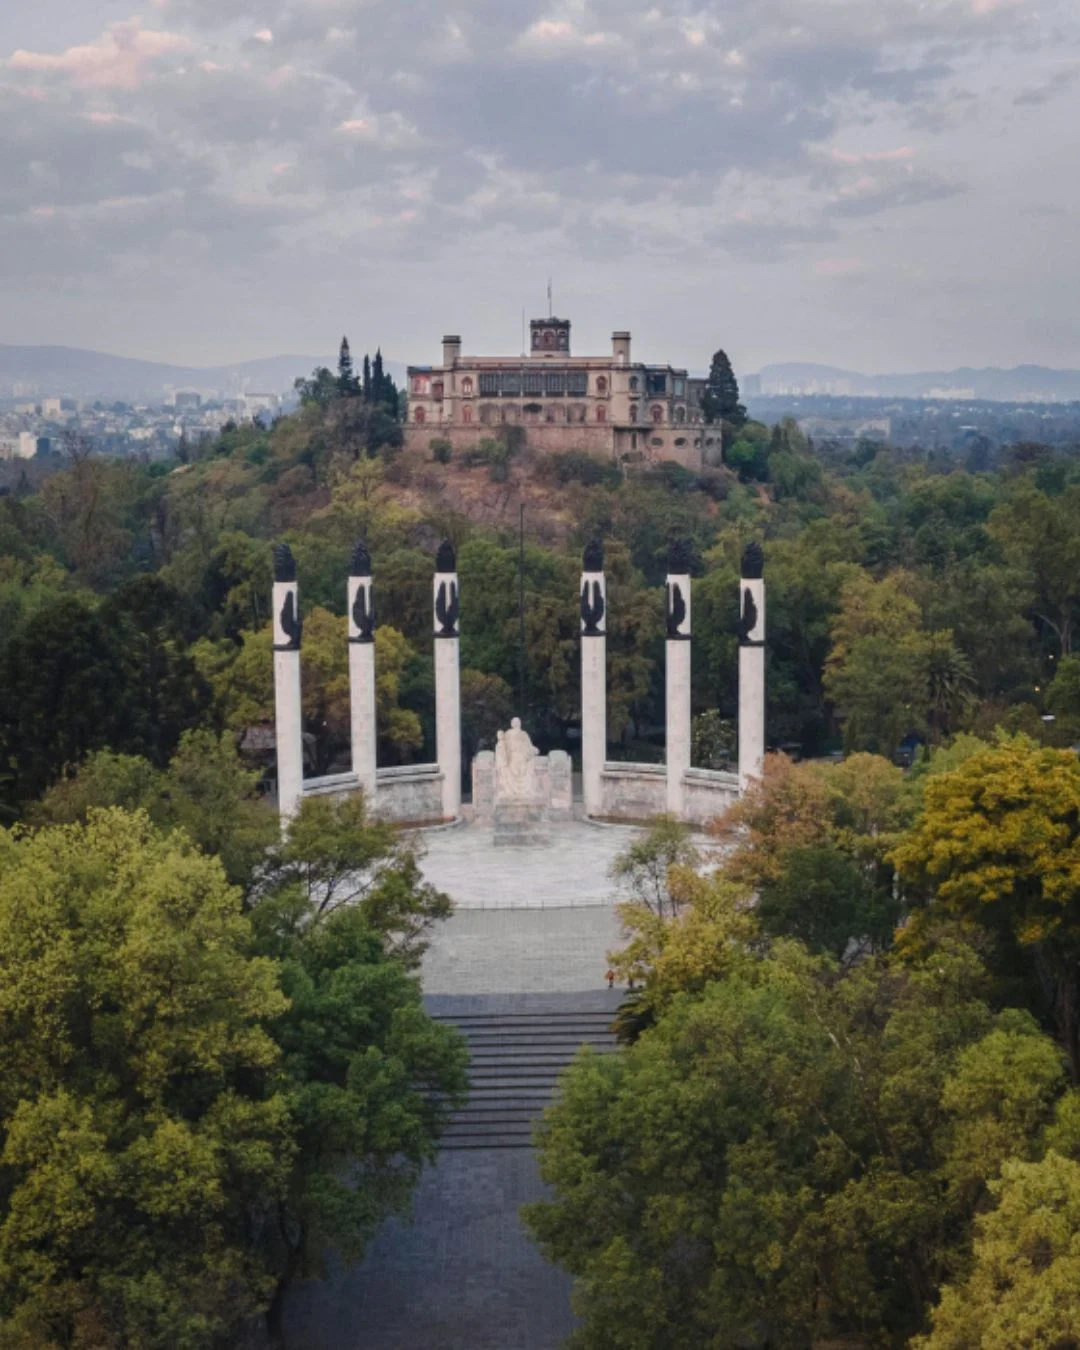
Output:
top-left (416, 818), bottom-right (640, 910)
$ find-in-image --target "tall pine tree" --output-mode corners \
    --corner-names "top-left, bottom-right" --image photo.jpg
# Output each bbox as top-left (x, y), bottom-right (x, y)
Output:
top-left (372, 349), bottom-right (385, 405)
top-left (362, 353), bottom-right (372, 402)
top-left (337, 337), bottom-right (358, 397)
top-left (701, 349), bottom-right (747, 427)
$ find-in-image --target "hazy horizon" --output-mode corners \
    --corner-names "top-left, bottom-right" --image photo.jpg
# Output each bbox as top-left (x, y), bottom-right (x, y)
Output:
top-left (2, 0), bottom-right (1078, 375)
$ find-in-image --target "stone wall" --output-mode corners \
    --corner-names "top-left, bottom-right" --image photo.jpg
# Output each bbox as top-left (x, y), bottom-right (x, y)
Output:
top-left (593, 762), bottom-right (738, 826)
top-left (402, 422), bottom-right (707, 470)
top-left (301, 763), bottom-right (447, 825)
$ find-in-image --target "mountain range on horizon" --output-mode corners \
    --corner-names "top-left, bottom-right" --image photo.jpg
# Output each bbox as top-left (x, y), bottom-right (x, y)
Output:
top-left (750, 362), bottom-right (1080, 403)
top-left (1, 344), bottom-right (1079, 405)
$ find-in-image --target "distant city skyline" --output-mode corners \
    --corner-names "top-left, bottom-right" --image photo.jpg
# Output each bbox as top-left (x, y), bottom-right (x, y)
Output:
top-left (1, 0), bottom-right (1078, 374)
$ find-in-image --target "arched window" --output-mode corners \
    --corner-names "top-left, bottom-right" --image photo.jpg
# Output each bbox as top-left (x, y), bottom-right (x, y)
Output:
top-left (461, 377), bottom-right (473, 396)
top-left (413, 406), bottom-right (426, 424)
top-left (629, 405), bottom-right (638, 423)
top-left (651, 404), bottom-right (663, 424)
top-left (596, 406), bottom-right (606, 423)
top-left (596, 376), bottom-right (608, 395)
top-left (629, 376), bottom-right (639, 392)
top-left (462, 405), bottom-right (472, 423)
top-left (675, 405), bottom-right (685, 423)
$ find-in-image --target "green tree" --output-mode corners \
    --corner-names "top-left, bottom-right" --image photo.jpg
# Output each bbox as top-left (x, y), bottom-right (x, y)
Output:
top-left (0, 810), bottom-right (291, 1348)
top-left (32, 731), bottom-right (277, 894)
top-left (700, 349), bottom-right (747, 428)
top-left (527, 941), bottom-right (1063, 1350)
top-left (757, 844), bottom-right (896, 960)
top-left (913, 1151), bottom-right (1080, 1349)
top-left (263, 793), bottom-right (452, 967)
top-left (337, 336), bottom-right (357, 398)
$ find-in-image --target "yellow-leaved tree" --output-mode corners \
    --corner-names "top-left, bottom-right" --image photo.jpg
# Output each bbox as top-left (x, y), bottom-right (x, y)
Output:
top-left (893, 735), bottom-right (1080, 1078)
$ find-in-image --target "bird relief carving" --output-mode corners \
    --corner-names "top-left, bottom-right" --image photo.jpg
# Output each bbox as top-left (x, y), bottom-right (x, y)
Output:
top-left (736, 587), bottom-right (759, 645)
top-left (435, 578), bottom-right (459, 638)
top-left (581, 579), bottom-right (605, 635)
top-left (351, 585), bottom-right (375, 643)
top-left (666, 581), bottom-right (688, 639)
top-left (277, 589), bottom-right (302, 651)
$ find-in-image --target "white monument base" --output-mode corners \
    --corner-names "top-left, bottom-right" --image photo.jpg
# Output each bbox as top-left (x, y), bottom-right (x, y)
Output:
top-left (493, 800), bottom-right (550, 849)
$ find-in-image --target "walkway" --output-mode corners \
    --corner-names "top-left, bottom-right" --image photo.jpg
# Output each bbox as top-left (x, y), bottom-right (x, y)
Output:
top-left (284, 820), bottom-right (640, 1350)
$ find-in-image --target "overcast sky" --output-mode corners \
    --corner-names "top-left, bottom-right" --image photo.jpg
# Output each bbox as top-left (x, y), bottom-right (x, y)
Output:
top-left (1, 0), bottom-right (1078, 374)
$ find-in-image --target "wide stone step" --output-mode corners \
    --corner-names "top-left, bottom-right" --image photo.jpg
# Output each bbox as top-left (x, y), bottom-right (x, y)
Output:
top-left (431, 996), bottom-right (621, 1151)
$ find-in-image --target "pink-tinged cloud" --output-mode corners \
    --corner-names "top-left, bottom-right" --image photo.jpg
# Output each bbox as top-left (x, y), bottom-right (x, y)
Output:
top-left (338, 118), bottom-right (373, 135)
top-left (10, 19), bottom-right (192, 90)
top-left (814, 259), bottom-right (865, 276)
top-left (253, 29), bottom-right (274, 44)
top-left (831, 146), bottom-right (915, 165)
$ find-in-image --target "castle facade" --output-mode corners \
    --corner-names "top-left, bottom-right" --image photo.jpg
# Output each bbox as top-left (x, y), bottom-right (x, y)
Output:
top-left (404, 318), bottom-right (717, 469)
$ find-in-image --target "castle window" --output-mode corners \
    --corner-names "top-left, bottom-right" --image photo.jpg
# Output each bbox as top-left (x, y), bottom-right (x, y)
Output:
top-left (674, 379), bottom-right (685, 397)
top-left (545, 404), bottom-right (558, 422)
top-left (647, 372), bottom-right (667, 395)
top-left (651, 404), bottom-right (664, 424)
top-left (501, 372), bottom-right (521, 396)
top-left (675, 406), bottom-right (685, 423)
top-left (629, 405), bottom-right (638, 423)
top-left (479, 404), bottom-right (494, 424)
top-left (413, 406), bottom-right (425, 424)
top-left (567, 371), bottom-right (587, 396)
top-left (545, 372), bottom-right (565, 396)
top-left (651, 437), bottom-right (664, 447)
top-left (523, 372), bottom-right (544, 396)
top-left (596, 376), bottom-right (608, 395)
top-left (596, 406), bottom-right (606, 423)
top-left (462, 377), bottom-right (474, 396)
top-left (629, 376), bottom-right (639, 392)
top-left (479, 373), bottom-right (499, 396)
top-left (412, 375), bottom-right (430, 395)
top-left (462, 405), bottom-right (473, 423)
top-left (433, 381), bottom-right (444, 400)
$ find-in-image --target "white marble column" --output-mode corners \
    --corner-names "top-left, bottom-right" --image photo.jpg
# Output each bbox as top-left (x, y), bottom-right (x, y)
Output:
top-left (433, 540), bottom-right (461, 821)
top-left (665, 542), bottom-right (693, 817)
top-left (347, 541), bottom-right (377, 806)
top-left (272, 543), bottom-right (304, 823)
top-left (738, 541), bottom-right (766, 795)
top-left (580, 539), bottom-right (607, 818)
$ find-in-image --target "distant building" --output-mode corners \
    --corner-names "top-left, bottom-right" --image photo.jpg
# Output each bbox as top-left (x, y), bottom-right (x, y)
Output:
top-left (41, 397), bottom-right (77, 419)
top-left (0, 432), bottom-right (42, 461)
top-left (173, 391), bottom-right (202, 410)
top-left (405, 319), bottom-right (715, 468)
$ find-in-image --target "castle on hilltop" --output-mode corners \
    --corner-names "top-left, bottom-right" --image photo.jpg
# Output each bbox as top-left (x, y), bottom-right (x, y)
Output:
top-left (404, 318), bottom-right (718, 469)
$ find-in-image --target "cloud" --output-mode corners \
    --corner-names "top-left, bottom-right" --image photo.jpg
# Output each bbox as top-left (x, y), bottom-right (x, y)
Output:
top-left (9, 19), bottom-right (192, 90)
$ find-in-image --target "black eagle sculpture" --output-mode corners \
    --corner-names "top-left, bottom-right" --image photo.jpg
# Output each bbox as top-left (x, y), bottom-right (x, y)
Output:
top-left (272, 542), bottom-right (297, 583)
top-left (667, 537), bottom-right (694, 576)
top-left (583, 538), bottom-right (604, 573)
top-left (666, 581), bottom-right (687, 638)
top-left (741, 540), bottom-right (764, 580)
top-left (736, 586), bottom-right (758, 644)
top-left (436, 539), bottom-right (457, 574)
top-left (278, 589), bottom-right (303, 651)
top-left (581, 579), bottom-right (605, 635)
top-left (435, 579), bottom-right (460, 638)
top-left (350, 540), bottom-right (372, 578)
top-left (351, 586), bottom-right (375, 643)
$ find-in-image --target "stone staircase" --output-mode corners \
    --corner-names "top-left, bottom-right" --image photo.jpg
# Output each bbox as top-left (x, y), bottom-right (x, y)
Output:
top-left (430, 992), bottom-right (621, 1151)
